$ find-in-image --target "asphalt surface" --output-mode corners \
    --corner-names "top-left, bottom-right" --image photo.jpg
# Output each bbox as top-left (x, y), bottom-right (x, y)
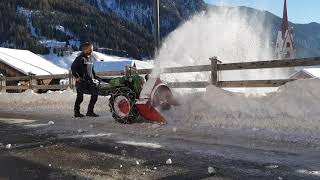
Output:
top-left (0, 111), bottom-right (320, 180)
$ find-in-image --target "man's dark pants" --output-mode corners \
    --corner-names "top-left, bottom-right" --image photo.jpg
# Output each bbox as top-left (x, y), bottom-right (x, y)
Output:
top-left (74, 81), bottom-right (99, 113)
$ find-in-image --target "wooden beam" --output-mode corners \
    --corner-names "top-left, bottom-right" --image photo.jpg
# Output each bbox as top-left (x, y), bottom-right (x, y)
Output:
top-left (5, 76), bottom-right (29, 81)
top-left (167, 81), bottom-right (209, 88)
top-left (137, 69), bottom-right (152, 74)
top-left (161, 65), bottom-right (211, 73)
top-left (34, 74), bottom-right (69, 80)
top-left (0, 76), bottom-right (6, 92)
top-left (97, 71), bottom-right (124, 76)
top-left (33, 85), bottom-right (69, 90)
top-left (210, 57), bottom-right (218, 86)
top-left (4, 86), bottom-right (28, 90)
top-left (218, 57), bottom-right (320, 71)
top-left (219, 79), bottom-right (296, 88)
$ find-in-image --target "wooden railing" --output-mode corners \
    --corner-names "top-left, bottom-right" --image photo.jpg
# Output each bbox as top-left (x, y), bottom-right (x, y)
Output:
top-left (1, 56), bottom-right (320, 92)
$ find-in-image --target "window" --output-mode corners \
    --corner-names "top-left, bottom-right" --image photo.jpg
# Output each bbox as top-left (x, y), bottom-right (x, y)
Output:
top-left (286, 42), bottom-right (291, 48)
top-left (0, 69), bottom-right (6, 76)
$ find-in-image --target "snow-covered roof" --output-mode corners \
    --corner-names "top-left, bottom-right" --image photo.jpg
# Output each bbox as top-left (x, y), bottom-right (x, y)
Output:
top-left (302, 68), bottom-right (320, 78)
top-left (0, 47), bottom-right (68, 75)
top-left (290, 68), bottom-right (320, 79)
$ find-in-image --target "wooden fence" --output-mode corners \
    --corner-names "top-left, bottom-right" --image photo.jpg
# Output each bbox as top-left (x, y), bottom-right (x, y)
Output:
top-left (1, 56), bottom-right (320, 92)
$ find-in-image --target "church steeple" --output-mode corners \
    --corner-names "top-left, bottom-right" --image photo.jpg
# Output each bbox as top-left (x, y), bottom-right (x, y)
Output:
top-left (275, 0), bottom-right (295, 60)
top-left (281, 0), bottom-right (289, 39)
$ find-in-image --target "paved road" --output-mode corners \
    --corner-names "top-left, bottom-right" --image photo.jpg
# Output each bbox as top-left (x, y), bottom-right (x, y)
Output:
top-left (0, 111), bottom-right (319, 180)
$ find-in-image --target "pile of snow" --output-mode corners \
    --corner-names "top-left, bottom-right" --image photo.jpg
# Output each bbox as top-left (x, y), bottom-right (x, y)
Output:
top-left (1, 79), bottom-right (320, 140)
top-left (0, 47), bottom-right (68, 75)
top-left (0, 90), bottom-right (109, 114)
top-left (164, 79), bottom-right (320, 137)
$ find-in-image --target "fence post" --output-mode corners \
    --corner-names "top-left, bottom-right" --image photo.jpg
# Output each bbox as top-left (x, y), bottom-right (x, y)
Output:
top-left (68, 70), bottom-right (73, 89)
top-left (0, 75), bottom-right (6, 93)
top-left (28, 72), bottom-right (32, 90)
top-left (28, 73), bottom-right (37, 92)
top-left (209, 57), bottom-right (218, 86)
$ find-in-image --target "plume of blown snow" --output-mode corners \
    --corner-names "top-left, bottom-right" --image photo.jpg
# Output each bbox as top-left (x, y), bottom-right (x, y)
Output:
top-left (152, 6), bottom-right (293, 85)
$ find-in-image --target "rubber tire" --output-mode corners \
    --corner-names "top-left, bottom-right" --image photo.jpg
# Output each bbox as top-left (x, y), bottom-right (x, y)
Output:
top-left (109, 87), bottom-right (139, 124)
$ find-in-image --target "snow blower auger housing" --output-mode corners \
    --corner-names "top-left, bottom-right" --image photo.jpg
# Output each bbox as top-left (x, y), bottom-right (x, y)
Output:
top-left (95, 66), bottom-right (176, 124)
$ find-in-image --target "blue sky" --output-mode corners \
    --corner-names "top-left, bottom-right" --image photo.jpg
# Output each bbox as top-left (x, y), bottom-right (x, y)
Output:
top-left (204, 0), bottom-right (320, 24)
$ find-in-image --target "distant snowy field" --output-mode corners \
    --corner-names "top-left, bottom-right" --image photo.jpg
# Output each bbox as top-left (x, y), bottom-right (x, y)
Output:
top-left (42, 51), bottom-right (153, 72)
top-left (1, 79), bottom-right (320, 143)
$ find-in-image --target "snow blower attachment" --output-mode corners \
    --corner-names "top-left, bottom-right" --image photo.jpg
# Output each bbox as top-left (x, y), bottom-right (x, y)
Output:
top-left (97, 66), bottom-right (177, 124)
top-left (136, 77), bottom-right (176, 124)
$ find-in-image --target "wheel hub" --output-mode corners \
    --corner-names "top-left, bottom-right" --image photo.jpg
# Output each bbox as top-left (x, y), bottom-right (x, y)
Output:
top-left (114, 96), bottom-right (131, 118)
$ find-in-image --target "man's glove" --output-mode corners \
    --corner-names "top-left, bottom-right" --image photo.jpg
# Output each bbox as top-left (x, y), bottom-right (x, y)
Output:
top-left (95, 77), bottom-right (102, 82)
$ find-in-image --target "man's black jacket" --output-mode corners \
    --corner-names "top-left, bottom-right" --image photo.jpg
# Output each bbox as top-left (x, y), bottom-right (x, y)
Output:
top-left (71, 52), bottom-right (98, 82)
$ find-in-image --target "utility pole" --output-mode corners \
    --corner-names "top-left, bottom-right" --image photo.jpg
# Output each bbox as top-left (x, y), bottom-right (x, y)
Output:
top-left (153, 0), bottom-right (160, 52)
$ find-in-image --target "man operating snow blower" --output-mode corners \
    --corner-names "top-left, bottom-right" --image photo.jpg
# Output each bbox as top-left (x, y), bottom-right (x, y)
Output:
top-left (70, 43), bottom-right (178, 123)
top-left (71, 42), bottom-right (101, 118)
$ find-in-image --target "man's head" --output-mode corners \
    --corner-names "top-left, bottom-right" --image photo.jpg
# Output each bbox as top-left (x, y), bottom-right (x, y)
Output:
top-left (82, 42), bottom-right (93, 58)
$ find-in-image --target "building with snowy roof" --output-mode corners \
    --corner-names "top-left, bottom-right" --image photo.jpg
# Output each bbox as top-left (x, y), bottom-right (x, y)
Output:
top-left (0, 47), bottom-right (68, 77)
top-left (0, 47), bottom-right (68, 91)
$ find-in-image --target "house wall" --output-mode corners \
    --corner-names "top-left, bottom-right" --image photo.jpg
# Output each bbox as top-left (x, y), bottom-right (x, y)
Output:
top-left (0, 61), bottom-right (25, 77)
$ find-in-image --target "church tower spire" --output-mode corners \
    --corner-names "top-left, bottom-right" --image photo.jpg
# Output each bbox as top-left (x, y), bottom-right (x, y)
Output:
top-left (275, 0), bottom-right (295, 59)
top-left (281, 0), bottom-right (289, 39)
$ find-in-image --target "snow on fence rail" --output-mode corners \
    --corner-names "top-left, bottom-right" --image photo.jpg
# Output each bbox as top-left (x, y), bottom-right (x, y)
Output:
top-left (0, 56), bottom-right (320, 92)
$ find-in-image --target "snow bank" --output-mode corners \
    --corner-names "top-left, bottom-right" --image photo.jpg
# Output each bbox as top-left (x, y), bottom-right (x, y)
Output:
top-left (1, 79), bottom-right (320, 140)
top-left (165, 79), bottom-right (320, 137)
top-left (0, 90), bottom-right (109, 114)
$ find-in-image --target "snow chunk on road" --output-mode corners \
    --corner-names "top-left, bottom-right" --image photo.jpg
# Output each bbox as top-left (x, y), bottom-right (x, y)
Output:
top-left (208, 166), bottom-right (216, 174)
top-left (296, 169), bottom-right (320, 176)
top-left (5, 144), bottom-right (12, 149)
top-left (166, 158), bottom-right (172, 165)
top-left (117, 141), bottom-right (162, 149)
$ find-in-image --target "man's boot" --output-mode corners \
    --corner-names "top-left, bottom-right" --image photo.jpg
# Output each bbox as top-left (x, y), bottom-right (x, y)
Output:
top-left (87, 94), bottom-right (99, 117)
top-left (86, 111), bottom-right (99, 117)
top-left (75, 110), bottom-right (85, 118)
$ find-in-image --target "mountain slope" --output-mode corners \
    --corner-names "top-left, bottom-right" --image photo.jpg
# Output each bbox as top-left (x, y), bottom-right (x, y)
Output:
top-left (85, 0), bottom-right (206, 36)
top-left (0, 0), bottom-right (319, 59)
top-left (1, 0), bottom-right (154, 59)
top-left (86, 1), bottom-right (320, 58)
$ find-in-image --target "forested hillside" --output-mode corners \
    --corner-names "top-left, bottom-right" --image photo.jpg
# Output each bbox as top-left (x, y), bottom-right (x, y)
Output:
top-left (0, 0), bottom-right (319, 59)
top-left (0, 0), bottom-right (154, 59)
